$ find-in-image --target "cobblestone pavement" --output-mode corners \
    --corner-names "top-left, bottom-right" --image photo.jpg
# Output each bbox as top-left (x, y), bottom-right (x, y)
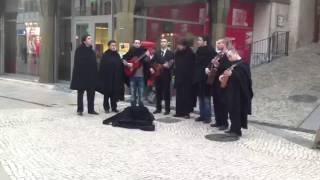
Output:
top-left (0, 103), bottom-right (320, 180)
top-left (251, 43), bottom-right (320, 129)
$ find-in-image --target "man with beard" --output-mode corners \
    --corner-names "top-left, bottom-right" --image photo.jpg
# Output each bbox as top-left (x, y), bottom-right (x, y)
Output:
top-left (151, 38), bottom-right (174, 115)
top-left (219, 49), bottom-right (253, 137)
top-left (98, 40), bottom-right (124, 113)
top-left (193, 36), bottom-right (216, 123)
top-left (173, 39), bottom-right (195, 119)
top-left (70, 34), bottom-right (99, 116)
top-left (207, 38), bottom-right (232, 130)
top-left (123, 40), bottom-right (150, 107)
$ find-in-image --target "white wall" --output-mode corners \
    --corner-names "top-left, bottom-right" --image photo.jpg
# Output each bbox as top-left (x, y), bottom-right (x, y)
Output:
top-left (253, 2), bottom-right (271, 42)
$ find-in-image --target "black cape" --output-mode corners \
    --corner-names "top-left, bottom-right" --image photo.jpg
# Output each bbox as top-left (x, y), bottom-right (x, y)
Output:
top-left (193, 46), bottom-right (216, 97)
top-left (226, 60), bottom-right (253, 129)
top-left (70, 44), bottom-right (98, 90)
top-left (174, 47), bottom-right (195, 115)
top-left (97, 49), bottom-right (124, 101)
top-left (103, 106), bottom-right (155, 131)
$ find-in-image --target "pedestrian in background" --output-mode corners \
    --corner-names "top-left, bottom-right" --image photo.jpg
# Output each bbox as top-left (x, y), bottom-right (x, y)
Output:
top-left (70, 34), bottom-right (99, 116)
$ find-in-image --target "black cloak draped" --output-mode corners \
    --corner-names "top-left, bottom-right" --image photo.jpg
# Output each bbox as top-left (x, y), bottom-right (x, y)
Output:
top-left (70, 44), bottom-right (98, 90)
top-left (226, 60), bottom-right (253, 129)
top-left (98, 49), bottom-right (124, 101)
top-left (174, 47), bottom-right (195, 116)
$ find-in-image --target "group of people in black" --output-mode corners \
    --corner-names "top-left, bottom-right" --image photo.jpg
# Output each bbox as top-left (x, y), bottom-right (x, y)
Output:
top-left (70, 34), bottom-right (253, 138)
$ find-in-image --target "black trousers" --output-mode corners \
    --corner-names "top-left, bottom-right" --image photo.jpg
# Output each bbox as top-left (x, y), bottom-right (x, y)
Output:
top-left (175, 85), bottom-right (192, 116)
top-left (103, 92), bottom-right (117, 111)
top-left (213, 84), bottom-right (229, 127)
top-left (77, 89), bottom-right (95, 113)
top-left (155, 73), bottom-right (171, 112)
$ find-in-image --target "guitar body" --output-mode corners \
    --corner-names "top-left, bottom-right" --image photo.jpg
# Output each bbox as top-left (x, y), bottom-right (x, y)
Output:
top-left (148, 64), bottom-right (163, 86)
top-left (124, 56), bottom-right (143, 77)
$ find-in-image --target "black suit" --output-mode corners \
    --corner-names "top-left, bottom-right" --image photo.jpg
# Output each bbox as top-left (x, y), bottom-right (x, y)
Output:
top-left (152, 49), bottom-right (174, 112)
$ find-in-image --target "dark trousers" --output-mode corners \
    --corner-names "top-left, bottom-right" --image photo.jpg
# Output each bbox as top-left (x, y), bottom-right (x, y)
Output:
top-left (213, 95), bottom-right (228, 127)
top-left (77, 89), bottom-right (95, 113)
top-left (103, 92), bottom-right (117, 111)
top-left (155, 73), bottom-right (171, 112)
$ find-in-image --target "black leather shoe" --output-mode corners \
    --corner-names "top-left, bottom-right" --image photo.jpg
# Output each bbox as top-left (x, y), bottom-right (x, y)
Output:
top-left (173, 114), bottom-right (182, 117)
top-left (203, 119), bottom-right (212, 124)
top-left (153, 110), bottom-right (161, 114)
top-left (225, 130), bottom-right (242, 137)
top-left (164, 111), bottom-right (170, 115)
top-left (77, 112), bottom-right (83, 116)
top-left (112, 109), bottom-right (119, 113)
top-left (88, 111), bottom-right (99, 115)
top-left (195, 117), bottom-right (203, 122)
top-left (218, 126), bottom-right (228, 131)
top-left (210, 123), bottom-right (220, 128)
top-left (184, 114), bottom-right (190, 119)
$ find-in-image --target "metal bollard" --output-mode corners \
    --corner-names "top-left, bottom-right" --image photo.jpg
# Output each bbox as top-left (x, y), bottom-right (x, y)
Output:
top-left (313, 127), bottom-right (320, 149)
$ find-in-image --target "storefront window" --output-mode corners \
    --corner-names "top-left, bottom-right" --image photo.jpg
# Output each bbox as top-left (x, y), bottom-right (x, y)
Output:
top-left (5, 0), bottom-right (41, 76)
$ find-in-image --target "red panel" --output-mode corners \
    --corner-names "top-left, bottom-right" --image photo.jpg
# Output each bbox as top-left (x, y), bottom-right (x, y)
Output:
top-left (226, 0), bottom-right (255, 63)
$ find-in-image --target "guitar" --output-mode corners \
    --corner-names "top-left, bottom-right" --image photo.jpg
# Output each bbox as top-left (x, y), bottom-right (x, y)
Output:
top-left (206, 53), bottom-right (224, 85)
top-left (149, 59), bottom-right (174, 80)
top-left (123, 52), bottom-right (148, 77)
top-left (219, 62), bottom-right (239, 88)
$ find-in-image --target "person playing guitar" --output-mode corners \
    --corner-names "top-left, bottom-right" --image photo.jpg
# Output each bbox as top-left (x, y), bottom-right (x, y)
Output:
top-left (122, 40), bottom-right (151, 107)
top-left (150, 38), bottom-right (174, 115)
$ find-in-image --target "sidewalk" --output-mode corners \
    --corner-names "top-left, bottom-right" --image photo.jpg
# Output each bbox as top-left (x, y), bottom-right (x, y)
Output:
top-left (0, 76), bottom-right (320, 179)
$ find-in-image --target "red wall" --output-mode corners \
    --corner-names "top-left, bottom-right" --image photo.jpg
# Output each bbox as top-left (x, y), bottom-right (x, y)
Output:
top-left (146, 3), bottom-right (207, 42)
top-left (226, 0), bottom-right (255, 63)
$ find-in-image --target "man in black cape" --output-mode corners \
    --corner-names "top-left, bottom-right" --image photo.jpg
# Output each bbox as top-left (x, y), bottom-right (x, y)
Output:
top-left (70, 34), bottom-right (99, 116)
top-left (98, 40), bottom-right (124, 113)
top-left (174, 39), bottom-right (195, 119)
top-left (220, 49), bottom-right (253, 137)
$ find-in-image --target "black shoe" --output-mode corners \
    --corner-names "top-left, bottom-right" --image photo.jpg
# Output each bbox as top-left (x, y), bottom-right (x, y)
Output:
top-left (77, 112), bottom-right (83, 116)
top-left (203, 119), bottom-right (212, 124)
top-left (105, 109), bottom-right (110, 114)
top-left (112, 109), bottom-right (119, 113)
top-left (225, 130), bottom-right (242, 137)
top-left (195, 117), bottom-right (203, 122)
top-left (173, 114), bottom-right (182, 117)
top-left (164, 111), bottom-right (170, 115)
top-left (153, 110), bottom-right (161, 114)
top-left (219, 125), bottom-right (228, 131)
top-left (210, 123), bottom-right (220, 128)
top-left (184, 114), bottom-right (190, 119)
top-left (88, 111), bottom-right (99, 115)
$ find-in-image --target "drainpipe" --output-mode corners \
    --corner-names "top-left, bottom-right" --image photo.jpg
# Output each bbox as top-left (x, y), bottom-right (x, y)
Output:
top-left (314, 0), bottom-right (319, 42)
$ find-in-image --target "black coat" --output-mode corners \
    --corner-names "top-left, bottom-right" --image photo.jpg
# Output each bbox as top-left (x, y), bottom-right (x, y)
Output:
top-left (70, 44), bottom-right (98, 90)
top-left (174, 47), bottom-right (195, 87)
top-left (226, 60), bottom-right (253, 129)
top-left (98, 49), bottom-right (124, 101)
top-left (193, 46), bottom-right (216, 97)
top-left (174, 47), bottom-right (196, 115)
top-left (122, 47), bottom-right (150, 85)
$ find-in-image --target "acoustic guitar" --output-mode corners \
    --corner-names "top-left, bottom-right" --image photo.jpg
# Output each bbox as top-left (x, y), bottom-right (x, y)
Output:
top-left (124, 53), bottom-right (147, 77)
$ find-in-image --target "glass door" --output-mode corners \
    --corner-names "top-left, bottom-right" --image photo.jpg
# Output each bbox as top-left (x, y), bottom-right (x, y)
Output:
top-left (71, 16), bottom-right (112, 78)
